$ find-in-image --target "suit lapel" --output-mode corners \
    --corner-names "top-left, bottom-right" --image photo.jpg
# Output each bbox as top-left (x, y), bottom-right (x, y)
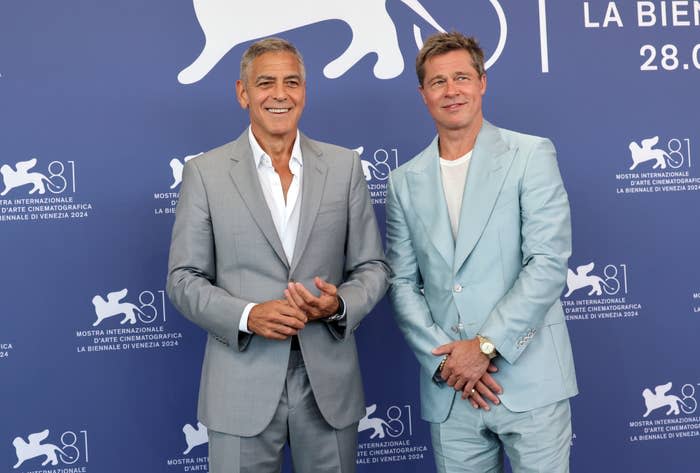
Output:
top-left (407, 137), bottom-right (455, 270)
top-left (290, 134), bottom-right (328, 275)
top-left (228, 131), bottom-right (289, 269)
top-left (453, 121), bottom-right (515, 272)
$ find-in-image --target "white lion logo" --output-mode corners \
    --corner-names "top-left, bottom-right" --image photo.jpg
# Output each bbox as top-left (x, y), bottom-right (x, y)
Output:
top-left (178, 0), bottom-right (507, 84)
top-left (12, 429), bottom-right (74, 469)
top-left (1, 158), bottom-right (58, 196)
top-left (628, 136), bottom-right (681, 170)
top-left (361, 160), bottom-right (388, 181)
top-left (169, 152), bottom-right (203, 189)
top-left (91, 289), bottom-right (148, 326)
top-left (182, 422), bottom-right (208, 455)
top-left (564, 262), bottom-right (614, 297)
top-left (353, 147), bottom-right (390, 182)
top-left (642, 382), bottom-right (691, 417)
top-left (357, 404), bottom-right (401, 439)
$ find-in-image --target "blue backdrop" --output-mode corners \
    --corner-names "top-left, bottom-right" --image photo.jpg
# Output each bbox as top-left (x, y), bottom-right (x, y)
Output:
top-left (2, 1), bottom-right (699, 472)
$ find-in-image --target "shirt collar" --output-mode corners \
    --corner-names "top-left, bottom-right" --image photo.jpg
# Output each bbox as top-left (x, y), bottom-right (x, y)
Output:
top-left (248, 127), bottom-right (303, 171)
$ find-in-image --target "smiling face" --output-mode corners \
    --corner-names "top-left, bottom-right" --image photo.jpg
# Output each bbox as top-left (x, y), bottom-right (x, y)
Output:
top-left (419, 49), bottom-right (486, 138)
top-left (236, 51), bottom-right (306, 145)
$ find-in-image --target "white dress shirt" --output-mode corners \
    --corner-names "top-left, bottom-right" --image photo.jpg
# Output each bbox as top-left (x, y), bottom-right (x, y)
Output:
top-left (239, 127), bottom-right (303, 333)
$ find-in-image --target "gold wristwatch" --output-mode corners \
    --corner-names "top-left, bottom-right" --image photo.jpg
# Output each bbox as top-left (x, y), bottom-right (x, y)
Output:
top-left (477, 334), bottom-right (497, 359)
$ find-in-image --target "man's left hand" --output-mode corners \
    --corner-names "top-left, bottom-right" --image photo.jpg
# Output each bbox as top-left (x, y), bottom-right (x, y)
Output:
top-left (285, 277), bottom-right (341, 321)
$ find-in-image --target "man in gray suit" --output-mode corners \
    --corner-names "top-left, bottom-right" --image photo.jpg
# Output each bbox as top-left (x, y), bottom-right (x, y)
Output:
top-left (167, 37), bottom-right (389, 473)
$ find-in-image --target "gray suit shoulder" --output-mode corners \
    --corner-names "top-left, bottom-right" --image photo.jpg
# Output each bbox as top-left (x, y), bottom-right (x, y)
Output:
top-left (304, 136), bottom-right (358, 163)
top-left (185, 140), bottom-right (237, 174)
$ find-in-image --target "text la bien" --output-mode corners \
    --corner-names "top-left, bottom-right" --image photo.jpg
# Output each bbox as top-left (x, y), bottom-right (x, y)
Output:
top-left (583, 1), bottom-right (700, 28)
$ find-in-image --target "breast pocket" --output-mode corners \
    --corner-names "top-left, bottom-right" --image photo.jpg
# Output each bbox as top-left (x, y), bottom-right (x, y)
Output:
top-left (493, 187), bottom-right (519, 211)
top-left (314, 201), bottom-right (346, 233)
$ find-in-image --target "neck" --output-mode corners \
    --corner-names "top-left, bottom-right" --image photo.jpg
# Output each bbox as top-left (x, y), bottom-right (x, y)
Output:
top-left (252, 128), bottom-right (297, 164)
top-left (437, 117), bottom-right (483, 161)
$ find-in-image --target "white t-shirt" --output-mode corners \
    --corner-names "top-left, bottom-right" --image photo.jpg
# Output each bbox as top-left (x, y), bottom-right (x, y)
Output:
top-left (439, 151), bottom-right (473, 240)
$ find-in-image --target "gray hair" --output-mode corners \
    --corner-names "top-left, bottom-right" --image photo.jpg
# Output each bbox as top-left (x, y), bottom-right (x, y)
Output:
top-left (240, 37), bottom-right (306, 84)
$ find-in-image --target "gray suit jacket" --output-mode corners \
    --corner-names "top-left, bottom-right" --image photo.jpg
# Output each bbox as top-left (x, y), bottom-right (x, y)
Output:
top-left (167, 130), bottom-right (389, 436)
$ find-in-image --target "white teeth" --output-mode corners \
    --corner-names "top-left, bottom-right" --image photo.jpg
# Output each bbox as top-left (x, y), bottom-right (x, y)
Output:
top-left (267, 108), bottom-right (290, 113)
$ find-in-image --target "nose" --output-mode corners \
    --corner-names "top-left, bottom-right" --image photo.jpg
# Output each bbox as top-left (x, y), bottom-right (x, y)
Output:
top-left (272, 82), bottom-right (287, 101)
top-left (444, 79), bottom-right (458, 97)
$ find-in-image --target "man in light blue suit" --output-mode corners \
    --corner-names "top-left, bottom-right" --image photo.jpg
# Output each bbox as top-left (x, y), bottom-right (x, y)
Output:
top-left (386, 32), bottom-right (577, 472)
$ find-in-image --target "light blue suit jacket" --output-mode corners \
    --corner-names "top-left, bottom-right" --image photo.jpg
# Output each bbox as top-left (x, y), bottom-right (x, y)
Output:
top-left (386, 121), bottom-right (578, 423)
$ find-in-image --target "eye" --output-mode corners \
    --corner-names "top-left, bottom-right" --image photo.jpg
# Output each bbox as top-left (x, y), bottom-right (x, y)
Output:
top-left (257, 81), bottom-right (273, 89)
top-left (430, 79), bottom-right (445, 89)
top-left (455, 75), bottom-right (469, 81)
top-left (286, 80), bottom-right (300, 88)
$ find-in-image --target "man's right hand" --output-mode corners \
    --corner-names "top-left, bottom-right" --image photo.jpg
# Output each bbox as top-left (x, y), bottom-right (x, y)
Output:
top-left (247, 300), bottom-right (308, 340)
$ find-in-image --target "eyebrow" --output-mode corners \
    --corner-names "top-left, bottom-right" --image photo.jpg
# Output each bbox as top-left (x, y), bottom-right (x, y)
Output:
top-left (426, 71), bottom-right (474, 83)
top-left (254, 74), bottom-right (303, 83)
top-left (423, 73), bottom-right (442, 83)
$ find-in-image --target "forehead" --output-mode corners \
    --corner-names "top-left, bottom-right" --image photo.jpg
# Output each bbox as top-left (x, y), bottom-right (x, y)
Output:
top-left (248, 51), bottom-right (303, 78)
top-left (424, 49), bottom-right (477, 78)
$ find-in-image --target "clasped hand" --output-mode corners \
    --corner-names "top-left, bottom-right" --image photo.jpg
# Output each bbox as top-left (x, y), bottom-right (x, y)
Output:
top-left (433, 339), bottom-right (503, 410)
top-left (248, 277), bottom-right (340, 340)
top-left (284, 277), bottom-right (340, 321)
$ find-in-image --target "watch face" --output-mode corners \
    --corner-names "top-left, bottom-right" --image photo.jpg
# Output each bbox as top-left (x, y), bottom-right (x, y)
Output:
top-left (482, 342), bottom-right (494, 354)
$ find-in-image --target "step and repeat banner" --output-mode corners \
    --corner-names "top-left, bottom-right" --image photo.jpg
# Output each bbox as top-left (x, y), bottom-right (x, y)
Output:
top-left (1, 1), bottom-right (698, 472)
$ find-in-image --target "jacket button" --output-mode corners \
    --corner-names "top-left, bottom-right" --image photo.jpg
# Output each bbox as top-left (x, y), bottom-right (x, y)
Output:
top-left (453, 283), bottom-right (463, 293)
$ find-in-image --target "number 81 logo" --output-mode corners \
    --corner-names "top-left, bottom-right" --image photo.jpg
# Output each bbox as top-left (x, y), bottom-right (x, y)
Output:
top-left (11, 429), bottom-right (88, 468)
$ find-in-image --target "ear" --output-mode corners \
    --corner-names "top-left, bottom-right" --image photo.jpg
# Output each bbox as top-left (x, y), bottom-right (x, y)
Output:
top-left (235, 80), bottom-right (248, 109)
top-left (418, 85), bottom-right (427, 105)
top-left (479, 74), bottom-right (487, 96)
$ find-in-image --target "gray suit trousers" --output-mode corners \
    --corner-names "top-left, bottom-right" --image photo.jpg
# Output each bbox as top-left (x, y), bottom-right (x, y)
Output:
top-left (208, 351), bottom-right (358, 473)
